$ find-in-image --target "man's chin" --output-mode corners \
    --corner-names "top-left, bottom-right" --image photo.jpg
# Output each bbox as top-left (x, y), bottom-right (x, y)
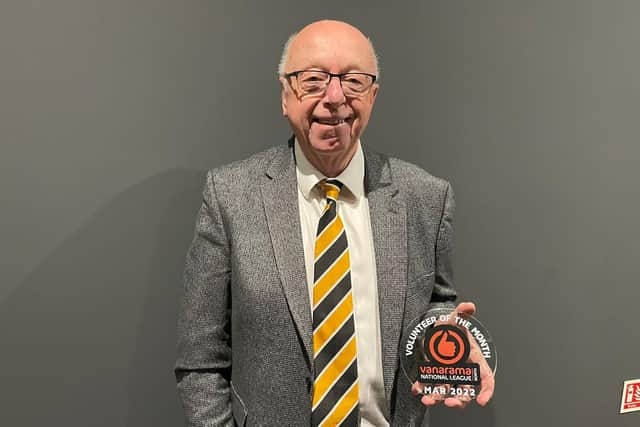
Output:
top-left (308, 136), bottom-right (354, 155)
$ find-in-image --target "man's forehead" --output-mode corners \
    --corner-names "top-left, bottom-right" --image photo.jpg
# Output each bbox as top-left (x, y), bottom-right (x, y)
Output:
top-left (286, 23), bottom-right (376, 73)
top-left (289, 48), bottom-right (373, 73)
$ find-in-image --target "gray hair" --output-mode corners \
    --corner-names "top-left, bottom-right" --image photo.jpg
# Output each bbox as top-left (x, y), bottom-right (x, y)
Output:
top-left (277, 31), bottom-right (380, 79)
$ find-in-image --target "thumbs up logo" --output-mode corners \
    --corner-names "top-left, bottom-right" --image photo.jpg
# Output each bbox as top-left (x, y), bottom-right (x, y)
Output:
top-left (426, 325), bottom-right (469, 366)
top-left (437, 331), bottom-right (457, 357)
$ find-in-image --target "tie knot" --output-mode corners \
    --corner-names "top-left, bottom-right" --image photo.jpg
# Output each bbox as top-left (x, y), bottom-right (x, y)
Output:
top-left (320, 179), bottom-right (343, 202)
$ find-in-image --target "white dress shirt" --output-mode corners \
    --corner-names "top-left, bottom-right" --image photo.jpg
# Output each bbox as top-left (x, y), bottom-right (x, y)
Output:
top-left (295, 139), bottom-right (390, 426)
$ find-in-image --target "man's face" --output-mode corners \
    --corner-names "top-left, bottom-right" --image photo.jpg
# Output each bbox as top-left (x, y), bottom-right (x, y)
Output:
top-left (280, 22), bottom-right (378, 166)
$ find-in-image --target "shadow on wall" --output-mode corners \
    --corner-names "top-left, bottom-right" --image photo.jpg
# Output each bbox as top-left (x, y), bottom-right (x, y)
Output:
top-left (0, 169), bottom-right (206, 427)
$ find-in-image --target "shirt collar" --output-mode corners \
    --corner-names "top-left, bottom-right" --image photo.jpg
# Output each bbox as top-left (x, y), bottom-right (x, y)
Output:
top-left (294, 138), bottom-right (365, 201)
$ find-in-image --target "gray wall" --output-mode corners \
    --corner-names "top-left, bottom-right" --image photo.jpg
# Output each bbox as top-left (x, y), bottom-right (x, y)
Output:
top-left (1, 1), bottom-right (638, 426)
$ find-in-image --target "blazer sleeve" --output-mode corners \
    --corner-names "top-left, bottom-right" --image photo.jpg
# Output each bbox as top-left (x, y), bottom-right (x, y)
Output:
top-left (175, 170), bottom-right (234, 427)
top-left (430, 182), bottom-right (458, 309)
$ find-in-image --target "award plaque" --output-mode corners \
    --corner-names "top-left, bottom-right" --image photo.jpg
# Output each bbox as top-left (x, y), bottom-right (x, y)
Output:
top-left (400, 308), bottom-right (497, 402)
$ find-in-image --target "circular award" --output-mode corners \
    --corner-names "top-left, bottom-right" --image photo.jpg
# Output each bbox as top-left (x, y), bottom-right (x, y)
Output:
top-left (400, 308), bottom-right (497, 401)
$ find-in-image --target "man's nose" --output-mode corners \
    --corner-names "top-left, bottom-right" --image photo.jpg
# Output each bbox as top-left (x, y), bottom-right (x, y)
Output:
top-left (323, 76), bottom-right (346, 105)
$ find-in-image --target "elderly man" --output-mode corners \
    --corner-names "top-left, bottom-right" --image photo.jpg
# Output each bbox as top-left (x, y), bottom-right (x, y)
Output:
top-left (175, 20), bottom-right (493, 427)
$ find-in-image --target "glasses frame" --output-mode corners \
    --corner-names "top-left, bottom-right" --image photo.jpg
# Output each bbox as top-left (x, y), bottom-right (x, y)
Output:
top-left (284, 69), bottom-right (378, 98)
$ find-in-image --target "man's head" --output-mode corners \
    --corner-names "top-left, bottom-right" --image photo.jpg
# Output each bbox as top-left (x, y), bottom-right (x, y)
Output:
top-left (279, 20), bottom-right (379, 176)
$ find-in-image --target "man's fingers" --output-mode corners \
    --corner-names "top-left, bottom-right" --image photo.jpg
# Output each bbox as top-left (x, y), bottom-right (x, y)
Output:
top-left (416, 381), bottom-right (490, 407)
top-left (476, 374), bottom-right (495, 406)
top-left (434, 302), bottom-right (474, 327)
top-left (444, 397), bottom-right (468, 408)
top-left (411, 382), bottom-right (422, 396)
top-left (421, 395), bottom-right (439, 406)
top-left (455, 301), bottom-right (476, 317)
top-left (434, 302), bottom-right (476, 327)
top-left (415, 383), bottom-right (451, 406)
top-left (476, 389), bottom-right (492, 406)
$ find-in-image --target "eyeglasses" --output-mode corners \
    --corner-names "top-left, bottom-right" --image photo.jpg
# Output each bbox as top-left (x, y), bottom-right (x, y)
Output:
top-left (284, 70), bottom-right (377, 97)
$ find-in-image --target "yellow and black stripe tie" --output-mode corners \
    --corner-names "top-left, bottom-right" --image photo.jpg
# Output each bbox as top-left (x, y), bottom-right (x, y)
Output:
top-left (311, 179), bottom-right (359, 427)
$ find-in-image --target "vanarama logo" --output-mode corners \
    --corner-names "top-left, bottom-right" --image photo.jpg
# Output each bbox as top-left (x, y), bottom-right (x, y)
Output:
top-left (419, 324), bottom-right (480, 386)
top-left (419, 366), bottom-right (475, 376)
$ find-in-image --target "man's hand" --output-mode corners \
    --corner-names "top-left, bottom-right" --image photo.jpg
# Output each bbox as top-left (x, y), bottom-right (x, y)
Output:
top-left (413, 302), bottom-right (495, 408)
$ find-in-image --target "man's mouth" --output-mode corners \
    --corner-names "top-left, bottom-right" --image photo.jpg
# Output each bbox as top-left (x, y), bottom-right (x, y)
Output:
top-left (312, 117), bottom-right (352, 126)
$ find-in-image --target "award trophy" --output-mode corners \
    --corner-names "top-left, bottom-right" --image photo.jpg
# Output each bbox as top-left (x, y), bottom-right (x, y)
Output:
top-left (400, 307), bottom-right (497, 403)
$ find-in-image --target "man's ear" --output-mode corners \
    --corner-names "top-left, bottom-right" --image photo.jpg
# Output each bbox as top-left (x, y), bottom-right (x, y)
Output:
top-left (279, 77), bottom-right (288, 117)
top-left (370, 84), bottom-right (379, 104)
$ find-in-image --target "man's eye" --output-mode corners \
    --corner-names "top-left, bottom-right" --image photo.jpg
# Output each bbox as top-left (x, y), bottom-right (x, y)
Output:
top-left (303, 80), bottom-right (324, 87)
top-left (346, 75), bottom-right (368, 83)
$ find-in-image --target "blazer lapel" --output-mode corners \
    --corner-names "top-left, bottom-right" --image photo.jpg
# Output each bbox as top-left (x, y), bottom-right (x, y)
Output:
top-left (261, 143), bottom-right (313, 370)
top-left (364, 148), bottom-right (408, 402)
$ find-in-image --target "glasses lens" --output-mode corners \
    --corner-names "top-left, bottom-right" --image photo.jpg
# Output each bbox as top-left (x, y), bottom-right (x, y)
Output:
top-left (341, 73), bottom-right (373, 94)
top-left (296, 71), bottom-right (329, 95)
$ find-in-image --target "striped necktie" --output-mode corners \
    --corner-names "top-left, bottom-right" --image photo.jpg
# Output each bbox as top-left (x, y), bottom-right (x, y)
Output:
top-left (311, 179), bottom-right (359, 427)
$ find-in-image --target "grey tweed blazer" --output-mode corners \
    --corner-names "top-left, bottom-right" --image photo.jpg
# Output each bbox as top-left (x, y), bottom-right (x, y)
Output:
top-left (175, 139), bottom-right (457, 427)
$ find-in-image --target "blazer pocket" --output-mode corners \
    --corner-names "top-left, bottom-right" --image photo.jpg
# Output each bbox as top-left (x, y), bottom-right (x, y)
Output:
top-left (230, 381), bottom-right (248, 427)
top-left (406, 270), bottom-right (435, 300)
